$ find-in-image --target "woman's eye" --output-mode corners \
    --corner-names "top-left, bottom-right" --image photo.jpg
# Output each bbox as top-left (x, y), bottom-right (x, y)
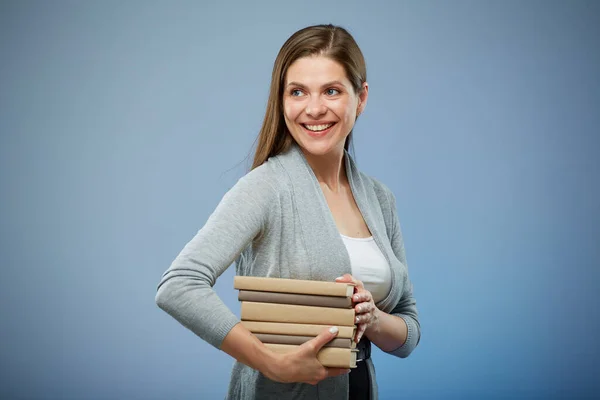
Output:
top-left (326, 88), bottom-right (340, 96)
top-left (291, 89), bottom-right (303, 97)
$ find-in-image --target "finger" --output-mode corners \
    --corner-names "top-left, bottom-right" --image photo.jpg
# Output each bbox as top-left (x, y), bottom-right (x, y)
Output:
top-left (326, 367), bottom-right (351, 379)
top-left (305, 326), bottom-right (339, 353)
top-left (353, 279), bottom-right (365, 290)
top-left (352, 291), bottom-right (372, 304)
top-left (355, 327), bottom-right (362, 342)
top-left (309, 368), bottom-right (329, 385)
top-left (355, 313), bottom-right (374, 325)
top-left (341, 274), bottom-right (364, 290)
top-left (336, 274), bottom-right (366, 293)
top-left (356, 324), bottom-right (367, 343)
top-left (355, 314), bottom-right (372, 327)
top-left (335, 273), bottom-right (356, 284)
top-left (355, 302), bottom-right (374, 315)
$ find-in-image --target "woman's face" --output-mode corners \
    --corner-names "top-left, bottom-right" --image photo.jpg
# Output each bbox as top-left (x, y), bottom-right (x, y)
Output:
top-left (283, 55), bottom-right (368, 158)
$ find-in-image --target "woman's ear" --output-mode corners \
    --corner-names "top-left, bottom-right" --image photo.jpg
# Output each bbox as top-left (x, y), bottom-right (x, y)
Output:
top-left (357, 82), bottom-right (369, 116)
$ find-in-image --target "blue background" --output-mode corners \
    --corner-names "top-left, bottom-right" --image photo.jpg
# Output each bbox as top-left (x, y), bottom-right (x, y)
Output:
top-left (1, 1), bottom-right (599, 399)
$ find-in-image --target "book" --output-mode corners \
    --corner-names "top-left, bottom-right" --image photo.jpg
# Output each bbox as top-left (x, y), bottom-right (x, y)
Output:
top-left (234, 276), bottom-right (354, 297)
top-left (254, 333), bottom-right (355, 349)
top-left (264, 343), bottom-right (357, 368)
top-left (238, 290), bottom-right (352, 308)
top-left (241, 321), bottom-right (356, 339)
top-left (241, 302), bottom-right (355, 326)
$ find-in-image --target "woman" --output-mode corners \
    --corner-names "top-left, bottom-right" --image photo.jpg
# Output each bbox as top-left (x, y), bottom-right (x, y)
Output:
top-left (156, 24), bottom-right (420, 400)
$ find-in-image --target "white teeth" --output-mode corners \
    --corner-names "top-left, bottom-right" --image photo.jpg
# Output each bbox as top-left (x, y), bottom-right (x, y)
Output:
top-left (304, 123), bottom-right (333, 132)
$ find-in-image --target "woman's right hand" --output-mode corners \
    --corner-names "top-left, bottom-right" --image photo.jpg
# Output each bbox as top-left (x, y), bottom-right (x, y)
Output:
top-left (264, 326), bottom-right (350, 385)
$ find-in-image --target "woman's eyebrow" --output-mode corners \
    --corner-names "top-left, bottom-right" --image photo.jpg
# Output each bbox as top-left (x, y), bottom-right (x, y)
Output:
top-left (286, 80), bottom-right (347, 89)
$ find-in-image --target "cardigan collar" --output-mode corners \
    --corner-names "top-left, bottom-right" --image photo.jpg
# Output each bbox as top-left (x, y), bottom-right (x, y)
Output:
top-left (273, 143), bottom-right (401, 313)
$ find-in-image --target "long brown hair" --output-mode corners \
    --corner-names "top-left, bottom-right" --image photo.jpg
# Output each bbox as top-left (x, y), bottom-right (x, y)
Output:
top-left (251, 24), bottom-right (367, 170)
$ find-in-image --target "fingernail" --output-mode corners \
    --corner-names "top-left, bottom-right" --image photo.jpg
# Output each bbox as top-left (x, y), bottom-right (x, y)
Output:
top-left (329, 326), bottom-right (339, 334)
top-left (357, 305), bottom-right (363, 313)
top-left (345, 369), bottom-right (351, 374)
top-left (355, 316), bottom-right (360, 323)
top-left (335, 276), bottom-right (344, 280)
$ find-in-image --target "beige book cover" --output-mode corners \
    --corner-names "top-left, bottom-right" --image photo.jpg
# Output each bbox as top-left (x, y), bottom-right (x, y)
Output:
top-left (234, 276), bottom-right (354, 297)
top-left (241, 301), bottom-right (355, 326)
top-left (238, 290), bottom-right (353, 308)
top-left (241, 321), bottom-right (356, 339)
top-left (254, 333), bottom-right (355, 349)
top-left (264, 343), bottom-right (357, 368)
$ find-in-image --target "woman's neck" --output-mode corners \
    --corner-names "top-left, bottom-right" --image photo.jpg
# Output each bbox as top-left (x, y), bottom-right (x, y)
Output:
top-left (302, 147), bottom-right (348, 193)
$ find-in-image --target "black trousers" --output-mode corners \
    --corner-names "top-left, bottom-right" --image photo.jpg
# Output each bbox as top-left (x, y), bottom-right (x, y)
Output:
top-left (348, 361), bottom-right (370, 400)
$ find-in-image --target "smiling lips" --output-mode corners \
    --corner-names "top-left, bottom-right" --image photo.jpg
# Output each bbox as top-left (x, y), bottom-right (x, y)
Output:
top-left (301, 122), bottom-right (336, 137)
top-left (303, 123), bottom-right (334, 131)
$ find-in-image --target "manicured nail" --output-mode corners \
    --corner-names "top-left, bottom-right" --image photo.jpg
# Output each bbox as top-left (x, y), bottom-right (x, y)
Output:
top-left (329, 326), bottom-right (339, 334)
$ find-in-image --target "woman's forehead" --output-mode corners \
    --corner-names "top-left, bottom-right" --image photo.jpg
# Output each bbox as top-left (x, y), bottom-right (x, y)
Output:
top-left (285, 56), bottom-right (350, 86)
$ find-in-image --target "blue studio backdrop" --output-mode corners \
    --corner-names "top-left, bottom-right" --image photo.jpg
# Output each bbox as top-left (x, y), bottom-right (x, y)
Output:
top-left (1, 1), bottom-right (599, 399)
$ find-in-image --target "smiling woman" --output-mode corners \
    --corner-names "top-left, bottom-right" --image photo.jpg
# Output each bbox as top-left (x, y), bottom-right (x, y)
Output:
top-left (156, 24), bottom-right (420, 400)
top-left (251, 24), bottom-right (369, 169)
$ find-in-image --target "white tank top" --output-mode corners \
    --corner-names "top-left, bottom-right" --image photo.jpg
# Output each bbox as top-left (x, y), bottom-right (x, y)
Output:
top-left (340, 234), bottom-right (391, 304)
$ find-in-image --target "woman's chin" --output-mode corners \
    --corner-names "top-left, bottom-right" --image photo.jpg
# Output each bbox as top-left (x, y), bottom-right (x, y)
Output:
top-left (297, 140), bottom-right (344, 158)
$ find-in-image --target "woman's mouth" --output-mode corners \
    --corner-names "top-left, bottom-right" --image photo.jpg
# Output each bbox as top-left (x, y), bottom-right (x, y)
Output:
top-left (301, 122), bottom-right (336, 137)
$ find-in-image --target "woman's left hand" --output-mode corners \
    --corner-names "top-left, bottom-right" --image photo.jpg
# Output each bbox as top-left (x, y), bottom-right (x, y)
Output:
top-left (335, 274), bottom-right (379, 343)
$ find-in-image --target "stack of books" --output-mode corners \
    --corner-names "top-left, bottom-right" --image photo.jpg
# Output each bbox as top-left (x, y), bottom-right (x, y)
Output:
top-left (234, 276), bottom-right (358, 368)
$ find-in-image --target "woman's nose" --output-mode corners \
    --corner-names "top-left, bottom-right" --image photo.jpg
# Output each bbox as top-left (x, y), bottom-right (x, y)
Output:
top-left (305, 96), bottom-right (327, 117)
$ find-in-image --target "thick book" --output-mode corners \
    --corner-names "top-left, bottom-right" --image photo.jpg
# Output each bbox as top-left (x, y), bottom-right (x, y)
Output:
top-left (234, 276), bottom-right (354, 297)
top-left (254, 333), bottom-right (355, 349)
top-left (241, 321), bottom-right (356, 339)
top-left (241, 301), bottom-right (355, 326)
top-left (238, 290), bottom-right (352, 308)
top-left (264, 343), bottom-right (357, 368)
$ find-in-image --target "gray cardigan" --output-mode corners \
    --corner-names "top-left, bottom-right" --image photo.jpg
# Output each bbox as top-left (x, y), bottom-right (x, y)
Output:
top-left (156, 143), bottom-right (420, 399)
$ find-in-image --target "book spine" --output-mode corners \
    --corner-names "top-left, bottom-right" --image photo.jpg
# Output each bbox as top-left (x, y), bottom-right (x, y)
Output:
top-left (241, 302), bottom-right (355, 326)
top-left (254, 333), bottom-right (354, 349)
top-left (234, 276), bottom-right (353, 297)
top-left (264, 343), bottom-right (357, 368)
top-left (241, 321), bottom-right (356, 339)
top-left (238, 290), bottom-right (352, 308)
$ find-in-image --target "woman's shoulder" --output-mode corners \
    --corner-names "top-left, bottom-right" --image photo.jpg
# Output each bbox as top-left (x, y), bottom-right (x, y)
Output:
top-left (357, 171), bottom-right (396, 202)
top-left (346, 151), bottom-right (395, 204)
top-left (232, 158), bottom-right (290, 200)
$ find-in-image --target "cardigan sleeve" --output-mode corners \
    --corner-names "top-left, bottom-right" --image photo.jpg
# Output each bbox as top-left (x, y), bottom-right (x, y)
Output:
top-left (155, 169), bottom-right (278, 350)
top-left (384, 189), bottom-right (421, 359)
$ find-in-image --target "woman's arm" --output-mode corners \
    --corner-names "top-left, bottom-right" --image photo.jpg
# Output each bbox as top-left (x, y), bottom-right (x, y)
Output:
top-left (381, 189), bottom-right (421, 358)
top-left (335, 188), bottom-right (420, 358)
top-left (156, 173), bottom-right (276, 349)
top-left (156, 171), bottom-right (348, 383)
top-left (363, 297), bottom-right (413, 353)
